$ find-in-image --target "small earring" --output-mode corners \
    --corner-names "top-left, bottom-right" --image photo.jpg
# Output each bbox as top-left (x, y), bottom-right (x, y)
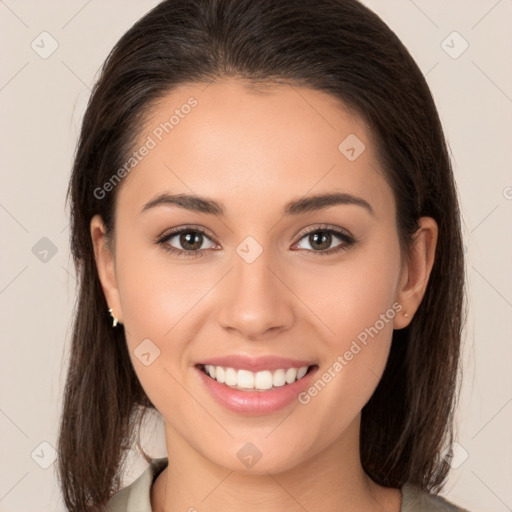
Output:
top-left (403, 312), bottom-right (409, 318)
top-left (108, 308), bottom-right (119, 327)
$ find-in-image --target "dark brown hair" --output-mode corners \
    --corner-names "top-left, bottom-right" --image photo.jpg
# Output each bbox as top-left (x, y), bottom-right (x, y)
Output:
top-left (58, 0), bottom-right (467, 510)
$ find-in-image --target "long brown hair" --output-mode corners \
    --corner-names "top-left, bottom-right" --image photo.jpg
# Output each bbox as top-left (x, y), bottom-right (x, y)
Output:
top-left (58, 0), bottom-right (467, 510)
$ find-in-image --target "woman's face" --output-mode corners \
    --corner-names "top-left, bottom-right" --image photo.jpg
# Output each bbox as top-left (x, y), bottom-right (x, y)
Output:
top-left (92, 78), bottom-right (434, 474)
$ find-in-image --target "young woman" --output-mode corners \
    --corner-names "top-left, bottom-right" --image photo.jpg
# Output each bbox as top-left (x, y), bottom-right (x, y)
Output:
top-left (58, 1), bottom-right (470, 511)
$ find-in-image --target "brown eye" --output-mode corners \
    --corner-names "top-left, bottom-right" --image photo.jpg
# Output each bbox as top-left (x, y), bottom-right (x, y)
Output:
top-left (307, 231), bottom-right (333, 251)
top-left (294, 227), bottom-right (355, 255)
top-left (157, 227), bottom-right (217, 258)
top-left (177, 231), bottom-right (204, 251)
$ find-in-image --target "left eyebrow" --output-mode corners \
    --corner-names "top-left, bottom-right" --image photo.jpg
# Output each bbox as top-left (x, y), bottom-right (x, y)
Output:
top-left (282, 192), bottom-right (375, 217)
top-left (140, 191), bottom-right (375, 217)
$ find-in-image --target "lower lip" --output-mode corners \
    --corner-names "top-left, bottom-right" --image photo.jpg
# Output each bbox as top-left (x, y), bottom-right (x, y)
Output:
top-left (195, 365), bottom-right (318, 415)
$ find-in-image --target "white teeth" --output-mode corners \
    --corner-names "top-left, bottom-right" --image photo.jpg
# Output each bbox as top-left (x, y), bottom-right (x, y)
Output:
top-left (225, 367), bottom-right (237, 386)
top-left (203, 365), bottom-right (310, 391)
top-left (215, 366), bottom-right (225, 384)
top-left (237, 369), bottom-right (255, 389)
top-left (297, 366), bottom-right (308, 379)
top-left (272, 369), bottom-right (286, 387)
top-left (255, 370), bottom-right (273, 390)
top-left (285, 368), bottom-right (298, 384)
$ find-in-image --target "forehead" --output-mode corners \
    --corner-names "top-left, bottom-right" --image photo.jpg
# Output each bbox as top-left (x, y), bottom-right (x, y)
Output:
top-left (116, 78), bottom-right (393, 220)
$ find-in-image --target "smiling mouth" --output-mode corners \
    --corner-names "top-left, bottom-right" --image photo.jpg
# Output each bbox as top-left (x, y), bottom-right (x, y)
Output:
top-left (197, 363), bottom-right (318, 392)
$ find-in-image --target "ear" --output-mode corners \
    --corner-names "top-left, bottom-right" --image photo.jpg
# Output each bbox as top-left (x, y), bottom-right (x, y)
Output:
top-left (90, 214), bottom-right (123, 324)
top-left (393, 216), bottom-right (438, 330)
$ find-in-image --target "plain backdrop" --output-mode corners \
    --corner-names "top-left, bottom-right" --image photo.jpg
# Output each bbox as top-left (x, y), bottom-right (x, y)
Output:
top-left (0, 1), bottom-right (511, 511)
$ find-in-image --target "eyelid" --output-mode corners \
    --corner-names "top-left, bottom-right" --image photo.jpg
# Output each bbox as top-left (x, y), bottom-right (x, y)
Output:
top-left (157, 224), bottom-right (217, 243)
top-left (294, 223), bottom-right (354, 241)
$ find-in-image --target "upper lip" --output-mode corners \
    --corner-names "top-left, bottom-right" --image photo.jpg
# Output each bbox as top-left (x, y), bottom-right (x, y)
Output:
top-left (196, 355), bottom-right (316, 372)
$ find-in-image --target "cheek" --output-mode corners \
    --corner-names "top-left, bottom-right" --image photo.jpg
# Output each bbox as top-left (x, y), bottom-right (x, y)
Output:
top-left (295, 243), bottom-right (401, 347)
top-left (293, 239), bottom-right (401, 404)
top-left (114, 244), bottom-right (207, 412)
top-left (115, 228), bottom-right (209, 340)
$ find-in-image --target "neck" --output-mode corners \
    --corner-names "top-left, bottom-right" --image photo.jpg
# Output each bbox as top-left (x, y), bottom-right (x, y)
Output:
top-left (150, 415), bottom-right (401, 512)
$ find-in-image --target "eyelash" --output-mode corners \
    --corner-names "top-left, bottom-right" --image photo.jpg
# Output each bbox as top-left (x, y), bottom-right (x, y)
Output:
top-left (156, 224), bottom-right (356, 259)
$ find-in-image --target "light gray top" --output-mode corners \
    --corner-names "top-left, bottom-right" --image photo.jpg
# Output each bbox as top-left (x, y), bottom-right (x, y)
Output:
top-left (105, 458), bottom-right (471, 512)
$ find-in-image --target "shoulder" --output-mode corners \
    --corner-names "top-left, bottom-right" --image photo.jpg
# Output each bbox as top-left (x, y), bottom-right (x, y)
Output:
top-left (401, 483), bottom-right (472, 512)
top-left (104, 458), bottom-right (168, 512)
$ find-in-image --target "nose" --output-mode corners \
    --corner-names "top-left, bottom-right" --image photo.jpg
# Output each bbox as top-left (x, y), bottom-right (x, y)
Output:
top-left (217, 248), bottom-right (295, 340)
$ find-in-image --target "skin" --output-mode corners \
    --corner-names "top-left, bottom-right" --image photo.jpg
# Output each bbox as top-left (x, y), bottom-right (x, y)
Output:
top-left (91, 78), bottom-right (438, 512)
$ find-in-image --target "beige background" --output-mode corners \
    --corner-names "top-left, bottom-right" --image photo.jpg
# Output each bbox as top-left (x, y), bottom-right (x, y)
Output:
top-left (0, 1), bottom-right (511, 511)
